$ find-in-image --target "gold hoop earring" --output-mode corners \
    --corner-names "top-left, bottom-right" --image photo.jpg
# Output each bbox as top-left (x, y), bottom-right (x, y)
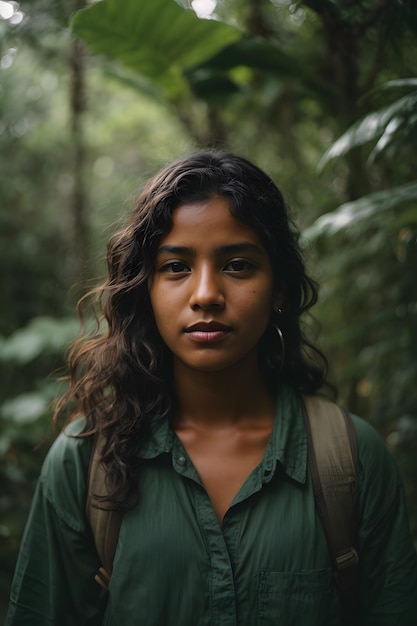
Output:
top-left (274, 325), bottom-right (285, 372)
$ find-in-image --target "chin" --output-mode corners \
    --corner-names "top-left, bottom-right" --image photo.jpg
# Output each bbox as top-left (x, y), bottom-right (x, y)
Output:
top-left (178, 353), bottom-right (255, 375)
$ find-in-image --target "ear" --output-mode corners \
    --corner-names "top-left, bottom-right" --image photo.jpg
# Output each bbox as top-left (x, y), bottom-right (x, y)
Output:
top-left (273, 288), bottom-right (285, 313)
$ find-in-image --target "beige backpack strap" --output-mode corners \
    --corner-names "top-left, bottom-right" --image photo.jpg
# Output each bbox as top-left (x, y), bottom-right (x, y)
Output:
top-left (86, 433), bottom-right (123, 591)
top-left (302, 395), bottom-right (359, 591)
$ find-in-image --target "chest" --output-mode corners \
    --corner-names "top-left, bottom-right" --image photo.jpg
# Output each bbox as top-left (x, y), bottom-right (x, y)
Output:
top-left (108, 460), bottom-right (337, 626)
top-left (175, 426), bottom-right (272, 524)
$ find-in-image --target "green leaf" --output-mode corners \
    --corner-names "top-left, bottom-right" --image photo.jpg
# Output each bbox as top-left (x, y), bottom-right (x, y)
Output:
top-left (0, 316), bottom-right (80, 364)
top-left (368, 78), bottom-right (417, 94)
top-left (368, 116), bottom-right (402, 162)
top-left (319, 92), bottom-right (417, 169)
top-left (102, 66), bottom-right (168, 104)
top-left (195, 37), bottom-right (300, 72)
top-left (185, 68), bottom-right (241, 102)
top-left (304, 180), bottom-right (417, 239)
top-left (1, 392), bottom-right (49, 424)
top-left (192, 37), bottom-right (333, 98)
top-left (71, 0), bottom-right (241, 93)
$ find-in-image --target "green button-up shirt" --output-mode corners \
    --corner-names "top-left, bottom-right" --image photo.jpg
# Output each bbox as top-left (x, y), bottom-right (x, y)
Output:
top-left (6, 386), bottom-right (417, 625)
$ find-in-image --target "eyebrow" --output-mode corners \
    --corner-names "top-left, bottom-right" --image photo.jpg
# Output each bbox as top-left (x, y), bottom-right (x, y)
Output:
top-left (156, 242), bottom-right (264, 257)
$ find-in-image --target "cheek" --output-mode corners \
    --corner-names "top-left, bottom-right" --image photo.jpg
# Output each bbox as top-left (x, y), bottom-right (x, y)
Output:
top-left (149, 285), bottom-right (165, 327)
top-left (239, 291), bottom-right (273, 330)
top-left (149, 284), bottom-right (182, 334)
top-left (246, 282), bottom-right (274, 312)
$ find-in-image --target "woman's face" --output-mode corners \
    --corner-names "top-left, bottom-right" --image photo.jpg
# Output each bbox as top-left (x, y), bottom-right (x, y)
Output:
top-left (149, 196), bottom-right (275, 376)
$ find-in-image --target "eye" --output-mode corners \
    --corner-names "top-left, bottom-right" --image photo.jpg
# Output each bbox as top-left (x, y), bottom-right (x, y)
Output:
top-left (224, 259), bottom-right (255, 272)
top-left (161, 261), bottom-right (190, 273)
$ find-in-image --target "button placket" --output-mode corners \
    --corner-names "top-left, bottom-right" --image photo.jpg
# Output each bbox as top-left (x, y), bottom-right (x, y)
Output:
top-left (194, 487), bottom-right (238, 626)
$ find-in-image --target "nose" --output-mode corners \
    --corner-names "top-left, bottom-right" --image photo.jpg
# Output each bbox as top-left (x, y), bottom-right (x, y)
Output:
top-left (189, 265), bottom-right (225, 310)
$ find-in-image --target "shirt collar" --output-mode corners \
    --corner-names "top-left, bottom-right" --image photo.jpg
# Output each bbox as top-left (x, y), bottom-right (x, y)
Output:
top-left (265, 384), bottom-right (307, 484)
top-left (137, 385), bottom-right (308, 485)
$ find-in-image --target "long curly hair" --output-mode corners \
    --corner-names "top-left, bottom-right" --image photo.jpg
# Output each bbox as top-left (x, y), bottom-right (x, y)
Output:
top-left (54, 150), bottom-right (328, 509)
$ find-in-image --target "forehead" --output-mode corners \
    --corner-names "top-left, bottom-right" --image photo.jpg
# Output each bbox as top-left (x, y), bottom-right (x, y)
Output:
top-left (159, 196), bottom-right (265, 250)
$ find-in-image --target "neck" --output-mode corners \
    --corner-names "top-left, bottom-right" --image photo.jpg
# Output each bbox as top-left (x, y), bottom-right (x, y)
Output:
top-left (172, 358), bottom-right (275, 429)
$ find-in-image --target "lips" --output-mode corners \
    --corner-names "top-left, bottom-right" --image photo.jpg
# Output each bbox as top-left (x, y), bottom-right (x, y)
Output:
top-left (184, 321), bottom-right (232, 343)
top-left (185, 321), bottom-right (232, 332)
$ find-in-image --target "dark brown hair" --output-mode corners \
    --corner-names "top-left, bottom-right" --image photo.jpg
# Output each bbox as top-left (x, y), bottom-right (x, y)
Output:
top-left (55, 150), bottom-right (328, 508)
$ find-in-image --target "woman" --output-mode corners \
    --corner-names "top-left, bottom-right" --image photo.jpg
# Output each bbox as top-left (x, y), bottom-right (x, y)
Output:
top-left (6, 151), bottom-right (417, 625)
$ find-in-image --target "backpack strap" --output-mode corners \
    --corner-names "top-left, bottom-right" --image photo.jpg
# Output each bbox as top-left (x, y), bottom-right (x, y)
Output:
top-left (86, 433), bottom-right (123, 591)
top-left (302, 395), bottom-right (359, 592)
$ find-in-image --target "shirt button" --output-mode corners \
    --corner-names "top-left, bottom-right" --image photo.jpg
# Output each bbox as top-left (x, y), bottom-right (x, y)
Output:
top-left (177, 456), bottom-right (187, 466)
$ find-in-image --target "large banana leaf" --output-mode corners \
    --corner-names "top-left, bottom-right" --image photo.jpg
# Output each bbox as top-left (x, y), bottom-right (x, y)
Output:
top-left (71, 0), bottom-right (241, 95)
top-left (304, 180), bottom-right (417, 238)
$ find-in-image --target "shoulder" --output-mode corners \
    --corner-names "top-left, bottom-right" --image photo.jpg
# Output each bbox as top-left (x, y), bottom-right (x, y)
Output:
top-left (38, 418), bottom-right (93, 530)
top-left (41, 417), bottom-right (92, 479)
top-left (349, 413), bottom-right (403, 522)
top-left (349, 413), bottom-right (399, 480)
top-left (348, 415), bottom-right (417, 617)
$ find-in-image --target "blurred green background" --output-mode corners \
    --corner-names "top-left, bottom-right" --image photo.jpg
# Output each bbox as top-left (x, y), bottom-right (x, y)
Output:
top-left (1, 0), bottom-right (417, 617)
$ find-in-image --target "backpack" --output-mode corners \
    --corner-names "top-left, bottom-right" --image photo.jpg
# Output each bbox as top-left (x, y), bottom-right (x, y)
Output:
top-left (86, 395), bottom-right (359, 594)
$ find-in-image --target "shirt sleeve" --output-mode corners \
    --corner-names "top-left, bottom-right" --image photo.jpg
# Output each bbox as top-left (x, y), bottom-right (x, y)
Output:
top-left (352, 415), bottom-right (417, 626)
top-left (5, 420), bottom-right (107, 626)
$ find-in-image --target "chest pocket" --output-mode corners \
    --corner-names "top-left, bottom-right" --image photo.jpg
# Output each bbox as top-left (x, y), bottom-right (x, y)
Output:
top-left (256, 568), bottom-right (340, 626)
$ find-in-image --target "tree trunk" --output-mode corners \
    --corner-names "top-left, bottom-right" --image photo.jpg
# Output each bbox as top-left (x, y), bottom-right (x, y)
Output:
top-left (69, 0), bottom-right (89, 294)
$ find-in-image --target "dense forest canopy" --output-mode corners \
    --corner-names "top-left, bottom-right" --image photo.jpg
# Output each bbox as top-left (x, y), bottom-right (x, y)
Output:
top-left (1, 0), bottom-right (416, 615)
